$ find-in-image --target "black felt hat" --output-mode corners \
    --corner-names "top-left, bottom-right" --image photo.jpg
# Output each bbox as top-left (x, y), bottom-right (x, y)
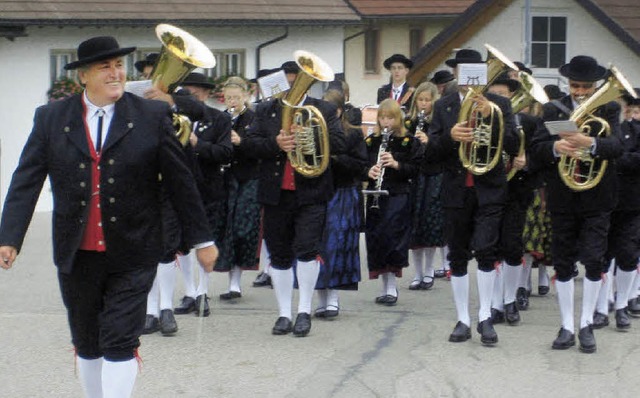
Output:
top-left (181, 72), bottom-right (216, 89)
top-left (64, 36), bottom-right (136, 70)
top-left (490, 72), bottom-right (521, 93)
top-left (250, 68), bottom-right (278, 83)
top-left (134, 52), bottom-right (159, 73)
top-left (559, 56), bottom-right (607, 82)
top-left (513, 61), bottom-right (533, 75)
top-left (544, 84), bottom-right (565, 100)
top-left (383, 54), bottom-right (413, 70)
top-left (280, 61), bottom-right (300, 74)
top-left (622, 88), bottom-right (640, 105)
top-left (445, 49), bottom-right (483, 68)
top-left (430, 70), bottom-right (455, 85)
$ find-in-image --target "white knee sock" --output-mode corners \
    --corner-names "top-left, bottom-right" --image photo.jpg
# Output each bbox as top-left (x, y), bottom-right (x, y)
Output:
top-left (451, 274), bottom-right (470, 326)
top-left (477, 269), bottom-right (496, 322)
top-left (386, 272), bottom-right (398, 296)
top-left (316, 289), bottom-right (328, 310)
top-left (442, 246), bottom-right (450, 271)
top-left (270, 267), bottom-right (293, 319)
top-left (196, 263), bottom-right (209, 296)
top-left (581, 278), bottom-right (602, 328)
top-left (146, 273), bottom-right (160, 317)
top-left (178, 253), bottom-right (196, 299)
top-left (101, 358), bottom-right (137, 398)
top-left (77, 356), bottom-right (103, 398)
top-left (158, 261), bottom-right (176, 311)
top-left (327, 289), bottom-right (339, 308)
top-left (491, 263), bottom-right (504, 311)
top-left (503, 262), bottom-right (522, 305)
top-left (556, 279), bottom-right (575, 332)
top-left (424, 247), bottom-right (436, 278)
top-left (296, 259), bottom-right (320, 314)
top-left (380, 273), bottom-right (389, 296)
top-left (631, 271), bottom-right (640, 300)
top-left (229, 266), bottom-right (243, 293)
top-left (615, 267), bottom-right (636, 310)
top-left (259, 239), bottom-right (270, 272)
top-left (595, 264), bottom-right (613, 315)
top-left (538, 264), bottom-right (549, 289)
top-left (410, 249), bottom-right (425, 281)
top-left (519, 254), bottom-right (533, 289)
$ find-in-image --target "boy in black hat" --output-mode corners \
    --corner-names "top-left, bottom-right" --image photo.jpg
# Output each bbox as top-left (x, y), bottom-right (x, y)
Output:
top-left (430, 69), bottom-right (456, 95)
top-left (424, 48), bottom-right (517, 346)
top-left (377, 54), bottom-right (414, 107)
top-left (134, 52), bottom-right (159, 79)
top-left (530, 55), bottom-right (624, 353)
top-left (0, 36), bottom-right (217, 397)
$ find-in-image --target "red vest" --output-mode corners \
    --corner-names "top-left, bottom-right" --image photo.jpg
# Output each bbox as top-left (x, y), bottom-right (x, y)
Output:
top-left (281, 159), bottom-right (296, 191)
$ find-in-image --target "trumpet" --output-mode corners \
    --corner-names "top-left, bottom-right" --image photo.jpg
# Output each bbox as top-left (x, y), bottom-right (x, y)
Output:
top-left (363, 128), bottom-right (391, 210)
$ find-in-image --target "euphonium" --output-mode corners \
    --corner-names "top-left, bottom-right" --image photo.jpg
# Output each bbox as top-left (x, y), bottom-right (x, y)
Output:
top-left (151, 24), bottom-right (216, 146)
top-left (558, 65), bottom-right (637, 191)
top-left (458, 44), bottom-right (518, 175)
top-left (281, 50), bottom-right (334, 178)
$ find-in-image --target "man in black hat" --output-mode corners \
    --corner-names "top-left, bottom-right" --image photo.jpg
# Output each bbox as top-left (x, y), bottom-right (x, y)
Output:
top-left (530, 55), bottom-right (623, 353)
top-left (430, 69), bottom-right (456, 96)
top-left (134, 52), bottom-right (159, 79)
top-left (377, 54), bottom-right (414, 107)
top-left (0, 36), bottom-right (217, 397)
top-left (424, 48), bottom-right (517, 346)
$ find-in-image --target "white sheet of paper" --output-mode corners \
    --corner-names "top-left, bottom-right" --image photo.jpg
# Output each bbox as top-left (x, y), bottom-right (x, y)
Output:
top-left (458, 63), bottom-right (488, 86)
top-left (258, 70), bottom-right (289, 98)
top-left (124, 80), bottom-right (153, 97)
top-left (544, 120), bottom-right (579, 136)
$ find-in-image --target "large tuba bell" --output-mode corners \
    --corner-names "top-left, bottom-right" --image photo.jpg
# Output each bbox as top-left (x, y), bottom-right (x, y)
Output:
top-left (458, 44), bottom-right (518, 175)
top-left (558, 65), bottom-right (637, 191)
top-left (281, 50), bottom-right (334, 178)
top-left (151, 24), bottom-right (216, 145)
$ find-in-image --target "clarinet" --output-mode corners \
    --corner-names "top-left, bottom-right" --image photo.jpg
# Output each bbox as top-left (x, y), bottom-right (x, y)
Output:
top-left (362, 128), bottom-right (391, 209)
top-left (221, 107), bottom-right (237, 174)
top-left (415, 110), bottom-right (426, 134)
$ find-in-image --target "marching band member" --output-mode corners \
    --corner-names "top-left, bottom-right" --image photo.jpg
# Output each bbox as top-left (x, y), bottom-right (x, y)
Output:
top-left (365, 99), bottom-right (423, 306)
top-left (405, 82), bottom-right (446, 291)
top-left (215, 76), bottom-right (261, 300)
top-left (530, 55), bottom-right (623, 353)
top-left (425, 49), bottom-right (516, 345)
top-left (377, 54), bottom-right (414, 109)
top-left (243, 60), bottom-right (346, 337)
top-left (430, 70), bottom-right (456, 96)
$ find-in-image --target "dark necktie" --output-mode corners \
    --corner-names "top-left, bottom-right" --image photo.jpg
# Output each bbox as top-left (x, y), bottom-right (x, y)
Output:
top-left (96, 109), bottom-right (105, 153)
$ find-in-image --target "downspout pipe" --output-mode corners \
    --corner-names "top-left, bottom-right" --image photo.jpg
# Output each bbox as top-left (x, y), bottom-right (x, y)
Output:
top-left (342, 29), bottom-right (366, 81)
top-left (255, 26), bottom-right (289, 77)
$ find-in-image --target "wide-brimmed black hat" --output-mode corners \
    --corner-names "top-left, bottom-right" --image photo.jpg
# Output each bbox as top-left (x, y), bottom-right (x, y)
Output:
top-left (490, 72), bottom-right (521, 93)
top-left (181, 72), bottom-right (216, 89)
top-left (134, 52), bottom-right (159, 73)
top-left (383, 54), bottom-right (413, 70)
top-left (622, 88), bottom-right (640, 105)
top-left (544, 84), bottom-right (565, 100)
top-left (249, 68), bottom-right (278, 83)
top-left (64, 36), bottom-right (136, 70)
top-left (559, 56), bottom-right (607, 82)
top-left (430, 70), bottom-right (455, 85)
top-left (513, 61), bottom-right (533, 75)
top-left (445, 49), bottom-right (483, 67)
top-left (281, 61), bottom-right (300, 74)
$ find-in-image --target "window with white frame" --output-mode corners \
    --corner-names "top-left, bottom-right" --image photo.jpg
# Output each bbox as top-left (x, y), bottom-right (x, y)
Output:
top-left (530, 16), bottom-right (567, 69)
top-left (50, 50), bottom-right (76, 83)
top-left (203, 50), bottom-right (245, 79)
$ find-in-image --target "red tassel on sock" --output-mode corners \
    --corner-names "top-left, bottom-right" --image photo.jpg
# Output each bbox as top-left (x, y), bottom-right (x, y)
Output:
top-left (134, 348), bottom-right (143, 373)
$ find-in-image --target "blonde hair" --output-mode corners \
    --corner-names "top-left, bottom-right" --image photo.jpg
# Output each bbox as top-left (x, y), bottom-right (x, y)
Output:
top-left (223, 76), bottom-right (248, 92)
top-left (377, 98), bottom-right (406, 137)
top-left (408, 82), bottom-right (438, 121)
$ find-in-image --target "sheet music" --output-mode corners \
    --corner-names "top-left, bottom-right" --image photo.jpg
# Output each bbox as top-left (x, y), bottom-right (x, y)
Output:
top-left (544, 120), bottom-right (579, 136)
top-left (125, 80), bottom-right (153, 97)
top-left (457, 63), bottom-right (488, 86)
top-left (258, 70), bottom-right (289, 99)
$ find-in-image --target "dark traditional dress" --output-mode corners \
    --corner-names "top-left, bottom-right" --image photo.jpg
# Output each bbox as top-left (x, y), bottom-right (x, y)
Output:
top-left (216, 108), bottom-right (263, 272)
top-left (316, 128), bottom-right (368, 290)
top-left (365, 133), bottom-right (423, 278)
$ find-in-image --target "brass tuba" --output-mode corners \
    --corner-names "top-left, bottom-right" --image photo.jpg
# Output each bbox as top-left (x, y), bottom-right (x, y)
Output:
top-left (458, 44), bottom-right (518, 175)
top-left (151, 24), bottom-right (216, 145)
top-left (558, 66), bottom-right (637, 191)
top-left (281, 50), bottom-right (334, 178)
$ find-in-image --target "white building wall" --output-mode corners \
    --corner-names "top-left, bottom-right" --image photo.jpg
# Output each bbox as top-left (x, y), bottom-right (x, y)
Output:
top-left (0, 25), bottom-right (344, 212)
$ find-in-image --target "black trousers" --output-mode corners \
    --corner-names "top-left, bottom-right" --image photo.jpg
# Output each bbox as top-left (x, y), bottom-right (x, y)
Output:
top-left (445, 187), bottom-right (503, 276)
top-left (550, 210), bottom-right (611, 282)
top-left (500, 192), bottom-right (534, 266)
top-left (606, 210), bottom-right (640, 272)
top-left (58, 251), bottom-right (157, 361)
top-left (263, 190), bottom-right (326, 270)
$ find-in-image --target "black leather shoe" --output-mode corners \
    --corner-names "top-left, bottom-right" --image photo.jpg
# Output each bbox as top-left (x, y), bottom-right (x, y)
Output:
top-left (383, 294), bottom-right (398, 306)
top-left (477, 319), bottom-right (498, 345)
top-left (159, 309), bottom-right (178, 336)
top-left (516, 287), bottom-right (529, 311)
top-left (194, 294), bottom-right (210, 317)
top-left (592, 312), bottom-right (609, 329)
top-left (490, 308), bottom-right (505, 324)
top-left (448, 321), bottom-right (471, 342)
top-left (314, 307), bottom-right (326, 318)
top-left (578, 325), bottom-right (596, 353)
top-left (219, 291), bottom-right (242, 300)
top-left (174, 296), bottom-right (196, 315)
top-left (551, 328), bottom-right (575, 350)
top-left (253, 272), bottom-right (272, 287)
top-left (271, 317), bottom-right (292, 335)
top-left (409, 279), bottom-right (422, 290)
top-left (375, 295), bottom-right (387, 304)
top-left (324, 305), bottom-right (339, 318)
top-left (538, 285), bottom-right (550, 296)
top-left (505, 302), bottom-right (521, 326)
top-left (142, 315), bottom-right (159, 334)
top-left (615, 308), bottom-right (631, 330)
top-left (628, 298), bottom-right (640, 317)
top-left (434, 269), bottom-right (447, 279)
top-left (420, 276), bottom-right (434, 290)
top-left (293, 313), bottom-right (312, 337)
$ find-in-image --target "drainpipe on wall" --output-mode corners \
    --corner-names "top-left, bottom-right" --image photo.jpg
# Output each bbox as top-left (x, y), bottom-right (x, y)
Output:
top-left (342, 30), bottom-right (366, 81)
top-left (255, 26), bottom-right (289, 76)
top-left (524, 0), bottom-right (531, 65)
